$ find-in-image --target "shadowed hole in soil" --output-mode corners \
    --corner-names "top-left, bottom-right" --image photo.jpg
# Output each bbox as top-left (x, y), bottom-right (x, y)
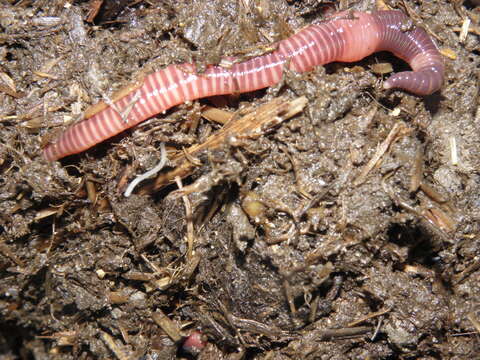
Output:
top-left (387, 223), bottom-right (444, 267)
top-left (0, 323), bottom-right (35, 359)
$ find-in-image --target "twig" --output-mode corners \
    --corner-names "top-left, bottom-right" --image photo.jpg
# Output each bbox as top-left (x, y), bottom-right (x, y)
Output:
top-left (314, 326), bottom-right (371, 341)
top-left (347, 307), bottom-right (393, 327)
top-left (371, 316), bottom-right (383, 341)
top-left (354, 122), bottom-right (409, 186)
top-left (175, 176), bottom-right (195, 260)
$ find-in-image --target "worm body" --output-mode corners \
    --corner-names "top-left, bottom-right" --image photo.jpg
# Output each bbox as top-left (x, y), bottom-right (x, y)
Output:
top-left (44, 10), bottom-right (444, 161)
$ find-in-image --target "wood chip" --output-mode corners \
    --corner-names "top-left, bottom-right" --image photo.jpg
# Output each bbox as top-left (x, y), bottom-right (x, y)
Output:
top-left (459, 17), bottom-right (471, 43)
top-left (35, 207), bottom-right (59, 220)
top-left (0, 72), bottom-right (22, 98)
top-left (86, 0), bottom-right (104, 23)
top-left (449, 136), bottom-right (458, 165)
top-left (33, 71), bottom-right (58, 80)
top-left (419, 182), bottom-right (448, 204)
top-left (86, 179), bottom-right (97, 204)
top-left (409, 146), bottom-right (423, 193)
top-left (99, 331), bottom-right (130, 360)
top-left (423, 207), bottom-right (456, 233)
top-left (0, 72), bottom-right (16, 92)
top-left (439, 47), bottom-right (457, 60)
top-left (201, 105), bottom-right (234, 124)
top-left (152, 310), bottom-right (183, 343)
top-left (369, 62), bottom-right (393, 75)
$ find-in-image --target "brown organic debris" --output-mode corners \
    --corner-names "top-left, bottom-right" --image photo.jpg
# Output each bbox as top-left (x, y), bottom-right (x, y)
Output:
top-left (354, 122), bottom-right (412, 186)
top-left (152, 309), bottom-right (183, 343)
top-left (139, 96), bottom-right (308, 194)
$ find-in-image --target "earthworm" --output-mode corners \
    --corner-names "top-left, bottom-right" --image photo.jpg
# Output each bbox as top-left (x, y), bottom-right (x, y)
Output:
top-left (43, 10), bottom-right (444, 161)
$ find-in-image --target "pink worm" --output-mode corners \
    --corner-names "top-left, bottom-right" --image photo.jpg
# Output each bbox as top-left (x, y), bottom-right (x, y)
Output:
top-left (43, 10), bottom-right (444, 161)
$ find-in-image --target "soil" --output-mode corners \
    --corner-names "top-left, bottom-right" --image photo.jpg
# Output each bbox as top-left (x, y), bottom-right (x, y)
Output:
top-left (0, 0), bottom-right (479, 359)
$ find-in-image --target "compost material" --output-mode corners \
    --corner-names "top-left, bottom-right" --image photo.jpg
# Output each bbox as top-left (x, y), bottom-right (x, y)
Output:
top-left (0, 0), bottom-right (479, 358)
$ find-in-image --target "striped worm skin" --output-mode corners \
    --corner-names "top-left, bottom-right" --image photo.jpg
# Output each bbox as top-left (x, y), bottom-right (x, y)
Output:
top-left (373, 11), bottom-right (444, 95)
top-left (43, 10), bottom-right (444, 161)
